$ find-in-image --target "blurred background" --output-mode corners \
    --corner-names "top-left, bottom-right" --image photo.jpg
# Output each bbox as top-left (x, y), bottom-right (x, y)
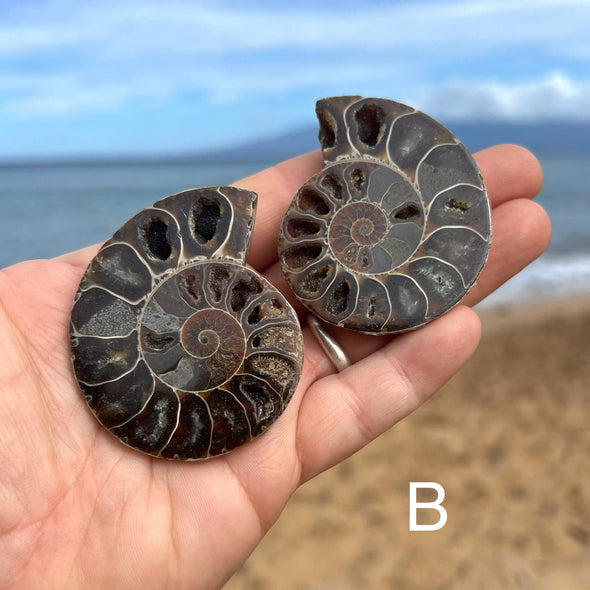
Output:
top-left (1, 1), bottom-right (589, 588)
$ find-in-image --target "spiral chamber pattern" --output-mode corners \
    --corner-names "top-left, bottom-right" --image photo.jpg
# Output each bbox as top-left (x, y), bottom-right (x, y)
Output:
top-left (70, 187), bottom-right (304, 460)
top-left (278, 96), bottom-right (492, 334)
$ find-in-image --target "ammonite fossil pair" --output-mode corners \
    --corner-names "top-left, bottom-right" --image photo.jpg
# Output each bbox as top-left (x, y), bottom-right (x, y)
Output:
top-left (70, 96), bottom-right (491, 460)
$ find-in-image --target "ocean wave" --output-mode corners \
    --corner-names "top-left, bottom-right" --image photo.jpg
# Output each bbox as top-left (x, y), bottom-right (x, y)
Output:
top-left (477, 253), bottom-right (590, 309)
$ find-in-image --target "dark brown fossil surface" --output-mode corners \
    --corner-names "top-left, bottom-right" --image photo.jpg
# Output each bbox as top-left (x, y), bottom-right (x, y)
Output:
top-left (71, 187), bottom-right (304, 460)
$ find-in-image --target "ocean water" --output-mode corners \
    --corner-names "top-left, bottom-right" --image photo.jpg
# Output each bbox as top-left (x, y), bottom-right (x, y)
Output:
top-left (479, 151), bottom-right (590, 308)
top-left (0, 160), bottom-right (272, 267)
top-left (1, 153), bottom-right (588, 307)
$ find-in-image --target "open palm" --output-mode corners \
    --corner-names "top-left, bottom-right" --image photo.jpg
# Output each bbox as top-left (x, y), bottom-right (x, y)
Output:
top-left (0, 145), bottom-right (549, 589)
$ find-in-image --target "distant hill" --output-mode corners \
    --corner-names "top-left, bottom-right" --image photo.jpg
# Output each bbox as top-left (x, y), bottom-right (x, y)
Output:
top-left (447, 121), bottom-right (590, 153)
top-left (1, 121), bottom-right (588, 168)
top-left (203, 121), bottom-right (590, 163)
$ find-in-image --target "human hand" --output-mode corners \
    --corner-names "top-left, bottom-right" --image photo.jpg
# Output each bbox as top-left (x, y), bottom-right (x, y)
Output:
top-left (0, 145), bottom-right (549, 589)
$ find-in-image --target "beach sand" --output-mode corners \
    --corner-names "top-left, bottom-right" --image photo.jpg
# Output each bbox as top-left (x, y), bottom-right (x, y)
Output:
top-left (225, 297), bottom-right (590, 590)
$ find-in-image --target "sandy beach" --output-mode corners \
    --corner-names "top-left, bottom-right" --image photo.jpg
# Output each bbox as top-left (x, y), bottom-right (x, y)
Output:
top-left (226, 297), bottom-right (590, 590)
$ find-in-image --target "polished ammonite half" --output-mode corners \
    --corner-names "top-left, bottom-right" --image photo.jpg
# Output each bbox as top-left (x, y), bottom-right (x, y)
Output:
top-left (70, 187), bottom-right (304, 460)
top-left (278, 96), bottom-right (492, 334)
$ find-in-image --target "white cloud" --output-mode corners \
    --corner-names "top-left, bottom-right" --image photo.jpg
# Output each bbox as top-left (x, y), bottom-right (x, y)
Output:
top-left (0, 59), bottom-right (392, 116)
top-left (100, 0), bottom-right (576, 56)
top-left (411, 73), bottom-right (590, 121)
top-left (0, 0), bottom-right (587, 56)
top-left (0, 0), bottom-right (589, 122)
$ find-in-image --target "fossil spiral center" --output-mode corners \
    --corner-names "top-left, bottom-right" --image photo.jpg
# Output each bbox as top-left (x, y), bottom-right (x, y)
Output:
top-left (324, 164), bottom-right (426, 274)
top-left (185, 309), bottom-right (243, 359)
top-left (140, 268), bottom-right (247, 391)
top-left (346, 203), bottom-right (388, 246)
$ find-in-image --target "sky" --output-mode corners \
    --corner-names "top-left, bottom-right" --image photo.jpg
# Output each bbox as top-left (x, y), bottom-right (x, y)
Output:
top-left (0, 0), bottom-right (589, 160)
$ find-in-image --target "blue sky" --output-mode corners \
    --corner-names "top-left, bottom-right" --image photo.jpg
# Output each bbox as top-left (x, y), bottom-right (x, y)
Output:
top-left (1, 0), bottom-right (589, 159)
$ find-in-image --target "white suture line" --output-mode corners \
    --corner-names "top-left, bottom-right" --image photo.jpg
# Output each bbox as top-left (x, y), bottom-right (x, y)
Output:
top-left (158, 388), bottom-right (182, 455)
top-left (239, 289), bottom-right (268, 325)
top-left (334, 275), bottom-right (360, 326)
top-left (146, 204), bottom-right (185, 268)
top-left (77, 354), bottom-right (142, 387)
top-left (343, 100), bottom-right (362, 159)
top-left (77, 282), bottom-right (145, 307)
top-left (426, 224), bottom-right (489, 245)
top-left (245, 319), bottom-right (296, 353)
top-left (81, 240), bottom-right (155, 289)
top-left (226, 387), bottom-right (253, 441)
top-left (384, 110), bottom-right (417, 167)
top-left (70, 325), bottom-right (137, 339)
top-left (108, 374), bottom-right (157, 429)
top-left (203, 397), bottom-right (214, 458)
top-left (297, 252), bottom-right (338, 302)
top-left (414, 142), bottom-right (460, 190)
top-left (107, 239), bottom-right (162, 285)
top-left (211, 189), bottom-right (238, 261)
top-left (385, 272), bottom-right (429, 325)
top-left (411, 255), bottom-right (467, 290)
top-left (242, 352), bottom-right (291, 403)
top-left (380, 278), bottom-right (393, 331)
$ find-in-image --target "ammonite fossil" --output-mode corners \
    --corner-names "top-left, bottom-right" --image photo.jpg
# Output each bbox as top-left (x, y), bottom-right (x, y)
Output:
top-left (70, 187), bottom-right (304, 460)
top-left (278, 96), bottom-right (492, 334)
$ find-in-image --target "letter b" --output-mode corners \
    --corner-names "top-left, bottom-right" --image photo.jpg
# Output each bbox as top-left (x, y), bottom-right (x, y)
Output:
top-left (409, 482), bottom-right (447, 531)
